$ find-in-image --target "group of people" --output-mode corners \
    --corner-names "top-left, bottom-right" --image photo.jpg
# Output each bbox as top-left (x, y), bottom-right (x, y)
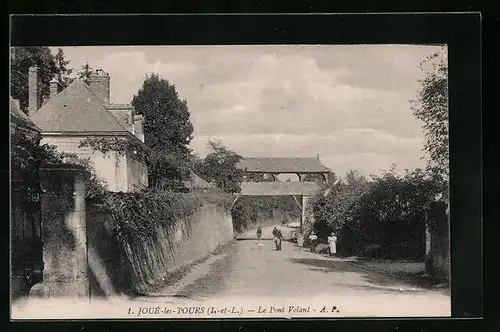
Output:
top-left (255, 226), bottom-right (284, 251)
top-left (256, 226), bottom-right (337, 256)
top-left (272, 227), bottom-right (284, 251)
top-left (307, 231), bottom-right (337, 257)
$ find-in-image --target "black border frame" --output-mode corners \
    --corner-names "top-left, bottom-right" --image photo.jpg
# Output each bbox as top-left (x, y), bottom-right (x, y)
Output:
top-left (7, 13), bottom-right (482, 329)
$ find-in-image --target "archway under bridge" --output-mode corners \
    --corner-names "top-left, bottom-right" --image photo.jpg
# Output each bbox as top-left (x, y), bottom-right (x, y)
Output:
top-left (231, 181), bottom-right (320, 233)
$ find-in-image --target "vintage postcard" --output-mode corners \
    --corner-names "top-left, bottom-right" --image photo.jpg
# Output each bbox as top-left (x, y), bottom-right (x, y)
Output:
top-left (10, 44), bottom-right (451, 320)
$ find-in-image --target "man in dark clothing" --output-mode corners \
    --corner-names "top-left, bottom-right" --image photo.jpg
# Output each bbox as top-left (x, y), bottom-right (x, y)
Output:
top-left (256, 227), bottom-right (262, 239)
top-left (272, 227), bottom-right (281, 251)
top-left (276, 229), bottom-right (284, 250)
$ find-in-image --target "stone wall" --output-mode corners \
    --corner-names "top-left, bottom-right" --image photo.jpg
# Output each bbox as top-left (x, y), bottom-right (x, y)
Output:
top-left (10, 192), bottom-right (42, 299)
top-left (86, 200), bottom-right (234, 297)
top-left (426, 201), bottom-right (450, 281)
top-left (429, 216), bottom-right (450, 279)
top-left (28, 165), bottom-right (90, 299)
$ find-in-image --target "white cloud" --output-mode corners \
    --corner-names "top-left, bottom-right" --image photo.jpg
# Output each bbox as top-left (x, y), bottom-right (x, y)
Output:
top-left (52, 45), bottom-right (443, 176)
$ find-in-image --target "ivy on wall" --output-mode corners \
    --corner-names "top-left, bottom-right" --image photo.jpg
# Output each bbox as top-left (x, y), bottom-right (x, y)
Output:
top-left (79, 136), bottom-right (148, 162)
top-left (99, 190), bottom-right (233, 245)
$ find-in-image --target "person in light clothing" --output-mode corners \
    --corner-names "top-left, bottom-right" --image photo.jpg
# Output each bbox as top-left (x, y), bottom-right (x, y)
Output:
top-left (327, 232), bottom-right (337, 257)
top-left (296, 231), bottom-right (304, 250)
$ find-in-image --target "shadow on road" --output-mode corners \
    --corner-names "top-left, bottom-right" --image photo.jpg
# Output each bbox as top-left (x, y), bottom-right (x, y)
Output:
top-left (176, 241), bottom-right (240, 299)
top-left (289, 257), bottom-right (358, 271)
top-left (289, 257), bottom-right (429, 294)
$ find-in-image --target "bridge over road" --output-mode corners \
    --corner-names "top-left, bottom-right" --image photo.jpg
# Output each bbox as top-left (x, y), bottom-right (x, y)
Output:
top-left (233, 157), bottom-right (332, 234)
top-left (234, 181), bottom-right (321, 235)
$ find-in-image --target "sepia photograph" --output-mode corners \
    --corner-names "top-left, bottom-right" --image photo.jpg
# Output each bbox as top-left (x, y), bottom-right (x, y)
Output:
top-left (10, 44), bottom-right (451, 319)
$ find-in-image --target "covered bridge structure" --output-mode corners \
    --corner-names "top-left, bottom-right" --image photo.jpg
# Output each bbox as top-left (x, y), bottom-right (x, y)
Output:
top-left (234, 157), bottom-right (332, 232)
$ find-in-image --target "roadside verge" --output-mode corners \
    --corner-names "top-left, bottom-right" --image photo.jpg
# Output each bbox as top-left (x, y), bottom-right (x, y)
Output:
top-left (343, 257), bottom-right (450, 294)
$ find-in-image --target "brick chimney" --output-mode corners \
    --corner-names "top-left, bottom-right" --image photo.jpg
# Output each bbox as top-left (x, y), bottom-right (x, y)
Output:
top-left (28, 66), bottom-right (39, 116)
top-left (50, 77), bottom-right (60, 98)
top-left (88, 70), bottom-right (110, 105)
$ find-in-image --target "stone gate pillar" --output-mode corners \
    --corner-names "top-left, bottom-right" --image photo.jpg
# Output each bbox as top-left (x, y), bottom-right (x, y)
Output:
top-left (29, 164), bottom-right (89, 300)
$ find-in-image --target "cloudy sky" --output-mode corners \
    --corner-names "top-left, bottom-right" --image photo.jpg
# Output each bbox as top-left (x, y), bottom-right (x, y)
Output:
top-left (50, 45), bottom-right (445, 178)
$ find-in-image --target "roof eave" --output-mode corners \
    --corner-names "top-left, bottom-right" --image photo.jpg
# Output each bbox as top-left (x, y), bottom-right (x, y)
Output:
top-left (11, 118), bottom-right (42, 132)
top-left (40, 130), bottom-right (146, 146)
top-left (41, 131), bottom-right (133, 136)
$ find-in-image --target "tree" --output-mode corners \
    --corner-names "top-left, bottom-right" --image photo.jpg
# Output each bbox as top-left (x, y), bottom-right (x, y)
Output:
top-left (78, 62), bottom-right (94, 85)
top-left (131, 74), bottom-right (194, 190)
top-left (198, 140), bottom-right (243, 193)
top-left (356, 167), bottom-right (443, 260)
top-left (311, 169), bottom-right (369, 235)
top-left (411, 48), bottom-right (449, 183)
top-left (53, 48), bottom-right (74, 90)
top-left (10, 46), bottom-right (57, 113)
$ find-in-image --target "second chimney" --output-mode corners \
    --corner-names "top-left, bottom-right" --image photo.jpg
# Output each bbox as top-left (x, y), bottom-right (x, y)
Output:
top-left (88, 71), bottom-right (110, 105)
top-left (50, 77), bottom-right (60, 97)
top-left (28, 66), bottom-right (39, 116)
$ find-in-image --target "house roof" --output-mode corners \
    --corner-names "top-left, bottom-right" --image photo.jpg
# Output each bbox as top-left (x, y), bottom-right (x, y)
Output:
top-left (237, 157), bottom-right (330, 173)
top-left (240, 181), bottom-right (320, 196)
top-left (10, 97), bottom-right (41, 132)
top-left (30, 79), bottom-right (129, 134)
top-left (106, 103), bottom-right (134, 110)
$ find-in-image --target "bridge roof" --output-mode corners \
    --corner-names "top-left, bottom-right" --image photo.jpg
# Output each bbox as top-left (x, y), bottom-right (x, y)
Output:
top-left (237, 157), bottom-right (330, 173)
top-left (240, 181), bottom-right (320, 196)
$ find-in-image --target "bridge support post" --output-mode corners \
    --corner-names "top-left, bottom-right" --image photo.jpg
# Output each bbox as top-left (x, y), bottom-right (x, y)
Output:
top-left (301, 195), bottom-right (314, 233)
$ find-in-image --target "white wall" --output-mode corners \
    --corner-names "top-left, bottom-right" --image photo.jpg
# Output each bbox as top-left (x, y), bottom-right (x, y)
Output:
top-left (40, 135), bottom-right (146, 192)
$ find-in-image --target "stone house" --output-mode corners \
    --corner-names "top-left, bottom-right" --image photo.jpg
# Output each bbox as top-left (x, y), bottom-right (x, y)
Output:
top-left (29, 66), bottom-right (148, 192)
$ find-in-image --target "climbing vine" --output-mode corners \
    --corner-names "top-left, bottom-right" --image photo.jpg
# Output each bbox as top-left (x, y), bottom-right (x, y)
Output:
top-left (98, 189), bottom-right (234, 245)
top-left (79, 136), bottom-right (148, 162)
top-left (11, 129), bottom-right (108, 206)
top-left (101, 190), bottom-right (201, 244)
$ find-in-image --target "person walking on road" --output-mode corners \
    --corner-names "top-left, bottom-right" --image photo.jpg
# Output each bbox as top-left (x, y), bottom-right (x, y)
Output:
top-left (272, 227), bottom-right (278, 237)
top-left (276, 229), bottom-right (284, 251)
top-left (296, 231), bottom-right (304, 250)
top-left (272, 227), bottom-right (283, 251)
top-left (327, 232), bottom-right (338, 257)
top-left (256, 226), bottom-right (263, 249)
top-left (308, 231), bottom-right (318, 253)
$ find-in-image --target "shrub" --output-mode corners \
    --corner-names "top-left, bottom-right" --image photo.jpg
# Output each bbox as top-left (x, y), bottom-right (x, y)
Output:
top-left (311, 168), bottom-right (443, 260)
